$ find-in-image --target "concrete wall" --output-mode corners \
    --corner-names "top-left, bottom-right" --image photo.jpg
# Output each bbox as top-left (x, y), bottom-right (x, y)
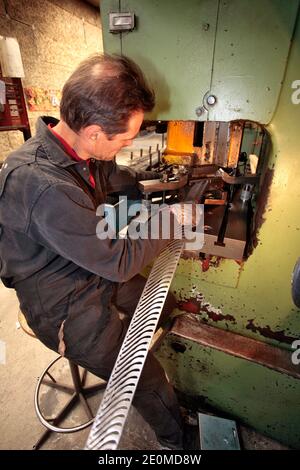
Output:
top-left (0, 0), bottom-right (103, 161)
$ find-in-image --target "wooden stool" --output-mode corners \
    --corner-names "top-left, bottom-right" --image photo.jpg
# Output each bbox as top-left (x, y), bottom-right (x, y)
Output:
top-left (18, 310), bottom-right (106, 449)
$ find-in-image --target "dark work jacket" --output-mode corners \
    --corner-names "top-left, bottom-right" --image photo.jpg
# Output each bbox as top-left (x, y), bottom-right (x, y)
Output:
top-left (0, 116), bottom-right (170, 356)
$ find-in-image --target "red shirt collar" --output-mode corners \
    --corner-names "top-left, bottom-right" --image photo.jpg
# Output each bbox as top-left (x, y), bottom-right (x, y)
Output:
top-left (48, 123), bottom-right (82, 162)
top-left (48, 124), bottom-right (95, 188)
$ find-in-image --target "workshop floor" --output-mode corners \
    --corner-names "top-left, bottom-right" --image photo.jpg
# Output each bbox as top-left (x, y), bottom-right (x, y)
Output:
top-left (0, 282), bottom-right (290, 451)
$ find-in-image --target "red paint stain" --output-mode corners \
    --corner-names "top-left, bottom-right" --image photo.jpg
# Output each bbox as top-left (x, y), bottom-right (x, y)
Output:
top-left (178, 296), bottom-right (236, 324)
top-left (179, 300), bottom-right (200, 314)
top-left (201, 258), bottom-right (210, 272)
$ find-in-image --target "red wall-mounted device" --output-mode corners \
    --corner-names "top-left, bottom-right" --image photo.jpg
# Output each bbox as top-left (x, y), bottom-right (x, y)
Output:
top-left (0, 66), bottom-right (31, 141)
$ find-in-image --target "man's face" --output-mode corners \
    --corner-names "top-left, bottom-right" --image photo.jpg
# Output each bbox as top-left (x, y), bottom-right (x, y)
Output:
top-left (90, 111), bottom-right (144, 161)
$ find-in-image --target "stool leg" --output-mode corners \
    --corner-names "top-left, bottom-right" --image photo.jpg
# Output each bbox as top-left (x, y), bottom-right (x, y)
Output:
top-left (33, 429), bottom-right (51, 450)
top-left (45, 371), bottom-right (56, 383)
top-left (33, 393), bottom-right (78, 449)
top-left (69, 361), bottom-right (94, 420)
top-left (69, 361), bottom-right (83, 393)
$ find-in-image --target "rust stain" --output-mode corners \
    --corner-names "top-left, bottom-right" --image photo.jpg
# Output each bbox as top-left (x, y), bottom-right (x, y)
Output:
top-left (250, 167), bottom-right (274, 252)
top-left (246, 319), bottom-right (297, 344)
top-left (235, 260), bottom-right (243, 266)
top-left (199, 255), bottom-right (222, 272)
top-left (178, 295), bottom-right (236, 324)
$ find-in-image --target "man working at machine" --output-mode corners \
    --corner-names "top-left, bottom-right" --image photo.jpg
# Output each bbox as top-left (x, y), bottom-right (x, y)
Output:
top-left (0, 54), bottom-right (188, 449)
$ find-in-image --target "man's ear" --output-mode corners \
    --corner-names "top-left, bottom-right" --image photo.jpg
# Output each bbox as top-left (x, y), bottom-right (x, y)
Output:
top-left (81, 125), bottom-right (104, 141)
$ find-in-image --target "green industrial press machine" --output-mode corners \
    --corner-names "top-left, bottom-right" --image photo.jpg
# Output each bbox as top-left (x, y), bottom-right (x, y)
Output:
top-left (100, 0), bottom-right (300, 448)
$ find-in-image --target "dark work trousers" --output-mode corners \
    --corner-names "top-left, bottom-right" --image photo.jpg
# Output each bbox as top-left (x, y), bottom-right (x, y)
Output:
top-left (75, 274), bottom-right (183, 449)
